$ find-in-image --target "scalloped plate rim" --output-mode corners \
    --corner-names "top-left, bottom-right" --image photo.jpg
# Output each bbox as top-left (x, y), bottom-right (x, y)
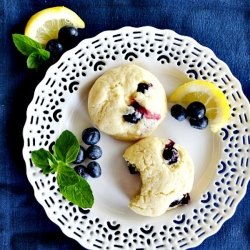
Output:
top-left (22, 26), bottom-right (250, 249)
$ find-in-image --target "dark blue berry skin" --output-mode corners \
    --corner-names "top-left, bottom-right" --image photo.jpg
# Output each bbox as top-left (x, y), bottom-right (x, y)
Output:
top-left (169, 200), bottom-right (179, 207)
top-left (127, 164), bottom-right (139, 174)
top-left (190, 116), bottom-right (208, 130)
top-left (87, 161), bottom-right (102, 178)
top-left (72, 145), bottom-right (85, 164)
top-left (169, 193), bottom-right (190, 207)
top-left (45, 39), bottom-right (64, 58)
top-left (163, 147), bottom-right (179, 164)
top-left (82, 127), bottom-right (100, 145)
top-left (171, 104), bottom-right (187, 121)
top-left (187, 101), bottom-right (206, 120)
top-left (58, 25), bottom-right (79, 48)
top-left (179, 193), bottom-right (190, 205)
top-left (86, 145), bottom-right (102, 160)
top-left (137, 83), bottom-right (149, 93)
top-left (123, 113), bottom-right (142, 124)
top-left (74, 165), bottom-right (89, 179)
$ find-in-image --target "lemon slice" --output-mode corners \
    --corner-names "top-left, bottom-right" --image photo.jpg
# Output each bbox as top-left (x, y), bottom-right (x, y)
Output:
top-left (169, 80), bottom-right (231, 133)
top-left (24, 6), bottom-right (85, 47)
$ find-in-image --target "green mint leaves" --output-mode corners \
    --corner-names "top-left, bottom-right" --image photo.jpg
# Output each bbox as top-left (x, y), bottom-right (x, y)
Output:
top-left (31, 148), bottom-right (58, 174)
top-left (12, 34), bottom-right (43, 56)
top-left (26, 51), bottom-right (49, 70)
top-left (57, 162), bottom-right (94, 208)
top-left (31, 130), bottom-right (94, 208)
top-left (53, 130), bottom-right (80, 164)
top-left (12, 34), bottom-right (50, 70)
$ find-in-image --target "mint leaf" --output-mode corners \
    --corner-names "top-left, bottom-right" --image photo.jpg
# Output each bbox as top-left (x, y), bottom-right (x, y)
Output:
top-left (31, 130), bottom-right (95, 209)
top-left (27, 52), bottom-right (44, 69)
top-left (31, 149), bottom-right (58, 174)
top-left (12, 34), bottom-right (50, 70)
top-left (12, 34), bottom-right (42, 56)
top-left (48, 158), bottom-right (58, 171)
top-left (54, 130), bottom-right (80, 164)
top-left (27, 50), bottom-right (50, 70)
top-left (57, 162), bottom-right (94, 208)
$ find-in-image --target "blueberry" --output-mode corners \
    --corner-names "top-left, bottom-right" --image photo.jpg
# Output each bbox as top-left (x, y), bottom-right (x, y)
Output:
top-left (187, 101), bottom-right (206, 120)
top-left (169, 200), bottom-right (179, 208)
top-left (58, 25), bottom-right (79, 48)
top-left (131, 101), bottom-right (141, 110)
top-left (190, 116), bottom-right (208, 130)
top-left (72, 145), bottom-right (85, 164)
top-left (179, 193), bottom-right (190, 205)
top-left (169, 193), bottom-right (190, 207)
top-left (127, 163), bottom-right (139, 174)
top-left (87, 161), bottom-right (102, 178)
top-left (45, 39), bottom-right (64, 58)
top-left (82, 127), bottom-right (100, 145)
top-left (86, 145), bottom-right (102, 160)
top-left (74, 165), bottom-right (89, 179)
top-left (123, 112), bottom-right (143, 124)
top-left (137, 83), bottom-right (149, 93)
top-left (171, 104), bottom-right (187, 121)
top-left (162, 147), bottom-right (179, 164)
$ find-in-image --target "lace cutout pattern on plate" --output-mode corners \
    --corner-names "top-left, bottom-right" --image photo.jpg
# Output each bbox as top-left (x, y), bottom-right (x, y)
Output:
top-left (23, 27), bottom-right (250, 250)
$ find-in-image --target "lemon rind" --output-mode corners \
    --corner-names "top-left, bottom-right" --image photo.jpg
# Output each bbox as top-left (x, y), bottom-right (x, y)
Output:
top-left (24, 6), bottom-right (85, 44)
top-left (169, 80), bottom-right (231, 133)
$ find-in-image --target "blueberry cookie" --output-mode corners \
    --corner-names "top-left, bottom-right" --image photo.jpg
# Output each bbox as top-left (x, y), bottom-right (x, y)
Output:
top-left (88, 64), bottom-right (167, 141)
top-left (123, 137), bottom-right (194, 217)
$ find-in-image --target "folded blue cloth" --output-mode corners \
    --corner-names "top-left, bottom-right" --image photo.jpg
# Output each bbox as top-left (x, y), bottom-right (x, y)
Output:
top-left (1, 0), bottom-right (249, 249)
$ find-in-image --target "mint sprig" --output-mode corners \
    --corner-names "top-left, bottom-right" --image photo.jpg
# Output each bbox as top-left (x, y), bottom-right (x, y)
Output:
top-left (31, 130), bottom-right (94, 208)
top-left (12, 34), bottom-right (50, 70)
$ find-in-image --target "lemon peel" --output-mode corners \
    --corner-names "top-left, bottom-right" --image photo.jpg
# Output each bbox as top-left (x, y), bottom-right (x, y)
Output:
top-left (169, 80), bottom-right (231, 133)
top-left (24, 6), bottom-right (85, 47)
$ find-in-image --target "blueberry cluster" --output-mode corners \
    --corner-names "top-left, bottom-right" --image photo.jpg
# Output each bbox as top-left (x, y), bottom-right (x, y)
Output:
top-left (45, 25), bottom-right (80, 61)
top-left (171, 101), bottom-right (208, 130)
top-left (73, 127), bottom-right (102, 179)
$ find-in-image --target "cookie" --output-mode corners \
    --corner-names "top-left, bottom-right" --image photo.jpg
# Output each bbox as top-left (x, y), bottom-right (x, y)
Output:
top-left (123, 137), bottom-right (194, 217)
top-left (88, 64), bottom-right (167, 141)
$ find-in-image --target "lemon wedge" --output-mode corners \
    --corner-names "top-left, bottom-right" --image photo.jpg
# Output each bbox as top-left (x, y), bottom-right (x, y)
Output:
top-left (24, 6), bottom-right (85, 47)
top-left (169, 80), bottom-right (231, 133)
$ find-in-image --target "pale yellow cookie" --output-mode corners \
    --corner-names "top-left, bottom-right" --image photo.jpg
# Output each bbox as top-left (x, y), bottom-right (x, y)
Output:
top-left (88, 64), bottom-right (167, 141)
top-left (123, 137), bottom-right (194, 217)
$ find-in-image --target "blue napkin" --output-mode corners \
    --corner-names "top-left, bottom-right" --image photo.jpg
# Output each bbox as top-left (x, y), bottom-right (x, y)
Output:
top-left (1, 0), bottom-right (250, 249)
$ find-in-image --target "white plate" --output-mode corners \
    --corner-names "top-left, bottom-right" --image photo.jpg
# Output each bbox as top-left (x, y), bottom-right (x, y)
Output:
top-left (22, 27), bottom-right (250, 249)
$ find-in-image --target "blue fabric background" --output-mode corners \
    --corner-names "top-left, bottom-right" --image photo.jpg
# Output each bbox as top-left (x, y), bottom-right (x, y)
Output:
top-left (1, 0), bottom-right (250, 249)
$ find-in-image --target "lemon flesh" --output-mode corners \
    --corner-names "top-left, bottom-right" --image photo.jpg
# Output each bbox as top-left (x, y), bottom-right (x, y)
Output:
top-left (169, 80), bottom-right (231, 133)
top-left (24, 6), bottom-right (85, 47)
